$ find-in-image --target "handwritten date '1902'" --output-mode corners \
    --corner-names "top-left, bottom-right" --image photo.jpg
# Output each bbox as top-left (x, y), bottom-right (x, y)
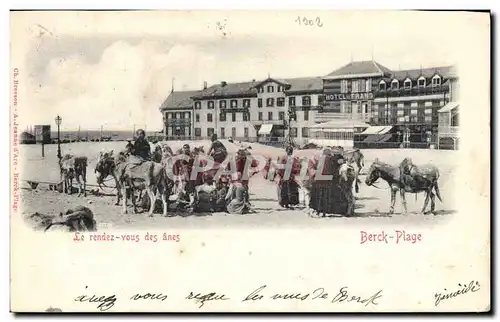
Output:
top-left (295, 16), bottom-right (323, 27)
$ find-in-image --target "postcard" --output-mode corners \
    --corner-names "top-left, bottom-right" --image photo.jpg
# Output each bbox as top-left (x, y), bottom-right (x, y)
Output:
top-left (10, 10), bottom-right (490, 312)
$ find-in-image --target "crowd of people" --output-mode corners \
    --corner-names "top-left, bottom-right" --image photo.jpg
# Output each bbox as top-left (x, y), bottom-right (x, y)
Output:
top-left (117, 128), bottom-right (356, 217)
top-left (120, 129), bottom-right (257, 215)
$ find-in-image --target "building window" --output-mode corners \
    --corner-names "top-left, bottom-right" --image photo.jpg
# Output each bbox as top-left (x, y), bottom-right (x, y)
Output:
top-left (391, 79), bottom-right (399, 90)
top-left (268, 112), bottom-right (273, 120)
top-left (397, 117), bottom-right (405, 123)
top-left (424, 108), bottom-right (433, 114)
top-left (243, 113), bottom-right (249, 121)
top-left (410, 116), bottom-right (418, 123)
top-left (302, 127), bottom-right (309, 138)
top-left (404, 79), bottom-right (412, 89)
top-left (304, 110), bottom-right (309, 121)
top-left (220, 113), bottom-right (226, 121)
top-left (258, 98), bottom-right (263, 108)
top-left (352, 80), bottom-right (360, 93)
top-left (208, 101), bottom-right (214, 109)
top-left (277, 97), bottom-right (285, 107)
top-left (243, 99), bottom-right (250, 108)
top-left (195, 102), bottom-right (201, 109)
top-left (411, 109), bottom-right (418, 115)
top-left (207, 114), bottom-right (213, 122)
top-left (290, 128), bottom-right (298, 137)
top-left (397, 110), bottom-right (404, 116)
top-left (267, 85), bottom-right (274, 93)
top-left (231, 99), bottom-right (238, 108)
top-left (166, 112), bottom-right (171, 119)
top-left (258, 87), bottom-right (264, 93)
top-left (289, 97), bottom-right (296, 107)
top-left (219, 100), bottom-right (226, 109)
top-left (172, 113), bottom-right (177, 119)
top-left (341, 80), bottom-right (348, 93)
top-left (195, 114), bottom-right (200, 122)
top-left (418, 77), bottom-right (426, 88)
top-left (432, 75), bottom-right (441, 86)
top-left (425, 116), bottom-right (433, 123)
top-left (360, 79), bottom-right (366, 92)
top-left (266, 98), bottom-right (274, 107)
top-left (379, 80), bottom-right (386, 91)
top-left (277, 85), bottom-right (282, 92)
top-left (345, 102), bottom-right (352, 114)
top-left (195, 128), bottom-right (201, 137)
top-left (231, 112), bottom-right (236, 122)
top-left (244, 127), bottom-right (249, 138)
top-left (302, 96), bottom-right (311, 106)
top-left (279, 112), bottom-right (285, 120)
top-left (220, 128), bottom-right (225, 138)
top-left (258, 112), bottom-right (263, 121)
top-left (207, 128), bottom-right (214, 137)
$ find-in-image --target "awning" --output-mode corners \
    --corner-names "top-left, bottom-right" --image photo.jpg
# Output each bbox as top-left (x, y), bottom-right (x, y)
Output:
top-left (361, 126), bottom-right (393, 135)
top-left (310, 128), bottom-right (353, 133)
top-left (439, 102), bottom-right (459, 113)
top-left (258, 124), bottom-right (274, 135)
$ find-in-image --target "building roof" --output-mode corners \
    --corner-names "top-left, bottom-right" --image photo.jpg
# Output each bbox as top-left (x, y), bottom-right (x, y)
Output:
top-left (284, 77), bottom-right (323, 93)
top-left (192, 81), bottom-right (259, 99)
top-left (391, 66), bottom-right (455, 80)
top-left (327, 60), bottom-right (456, 82)
top-left (253, 77), bottom-right (291, 88)
top-left (159, 90), bottom-right (200, 110)
top-left (326, 60), bottom-right (392, 78)
top-left (438, 102), bottom-right (459, 113)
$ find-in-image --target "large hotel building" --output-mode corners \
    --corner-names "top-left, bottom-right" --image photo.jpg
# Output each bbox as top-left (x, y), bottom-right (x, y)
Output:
top-left (159, 60), bottom-right (459, 148)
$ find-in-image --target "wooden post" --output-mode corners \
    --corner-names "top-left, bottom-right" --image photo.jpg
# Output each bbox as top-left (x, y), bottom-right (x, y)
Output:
top-left (41, 142), bottom-right (45, 158)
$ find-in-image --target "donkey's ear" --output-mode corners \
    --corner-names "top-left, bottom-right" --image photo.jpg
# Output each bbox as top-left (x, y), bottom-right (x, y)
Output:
top-left (109, 150), bottom-right (114, 156)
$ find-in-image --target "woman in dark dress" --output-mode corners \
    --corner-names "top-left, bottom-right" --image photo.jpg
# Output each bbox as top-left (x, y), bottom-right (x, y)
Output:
top-left (307, 148), bottom-right (346, 216)
top-left (276, 146), bottom-right (301, 208)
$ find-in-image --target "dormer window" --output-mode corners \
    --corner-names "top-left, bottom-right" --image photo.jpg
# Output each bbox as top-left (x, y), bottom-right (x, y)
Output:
top-left (379, 80), bottom-right (386, 91)
top-left (432, 74), bottom-right (441, 87)
top-left (267, 85), bottom-right (274, 93)
top-left (391, 79), bottom-right (399, 90)
top-left (404, 78), bottom-right (412, 89)
top-left (418, 76), bottom-right (426, 88)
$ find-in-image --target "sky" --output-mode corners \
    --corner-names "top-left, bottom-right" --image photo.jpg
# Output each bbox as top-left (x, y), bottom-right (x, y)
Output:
top-left (10, 11), bottom-right (486, 132)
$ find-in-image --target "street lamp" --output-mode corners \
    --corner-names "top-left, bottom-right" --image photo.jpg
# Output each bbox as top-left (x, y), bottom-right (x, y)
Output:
top-left (55, 115), bottom-right (62, 161)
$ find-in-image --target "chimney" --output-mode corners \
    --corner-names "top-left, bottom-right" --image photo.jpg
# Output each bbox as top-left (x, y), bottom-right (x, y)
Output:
top-left (221, 81), bottom-right (227, 87)
top-left (203, 81), bottom-right (207, 89)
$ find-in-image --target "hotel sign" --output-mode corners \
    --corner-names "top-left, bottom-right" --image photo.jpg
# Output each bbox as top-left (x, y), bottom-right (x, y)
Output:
top-left (325, 92), bottom-right (374, 101)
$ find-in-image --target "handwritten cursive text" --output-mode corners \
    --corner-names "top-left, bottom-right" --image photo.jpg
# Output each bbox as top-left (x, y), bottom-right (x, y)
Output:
top-left (186, 291), bottom-right (230, 308)
top-left (74, 286), bottom-right (117, 312)
top-left (434, 280), bottom-right (481, 306)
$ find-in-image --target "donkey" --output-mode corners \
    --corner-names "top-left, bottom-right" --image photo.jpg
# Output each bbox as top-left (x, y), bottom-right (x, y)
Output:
top-left (364, 158), bottom-right (442, 215)
top-left (95, 150), bottom-right (172, 216)
top-left (59, 154), bottom-right (88, 197)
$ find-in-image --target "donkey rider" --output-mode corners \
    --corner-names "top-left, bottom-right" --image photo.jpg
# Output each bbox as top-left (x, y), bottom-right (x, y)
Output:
top-left (128, 129), bottom-right (151, 164)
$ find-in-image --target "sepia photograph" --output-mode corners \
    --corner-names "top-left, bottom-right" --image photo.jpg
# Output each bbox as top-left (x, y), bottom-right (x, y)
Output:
top-left (9, 10), bottom-right (490, 313)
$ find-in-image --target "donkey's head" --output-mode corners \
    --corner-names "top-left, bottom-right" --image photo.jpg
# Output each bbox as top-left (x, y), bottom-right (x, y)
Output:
top-left (94, 150), bottom-right (115, 185)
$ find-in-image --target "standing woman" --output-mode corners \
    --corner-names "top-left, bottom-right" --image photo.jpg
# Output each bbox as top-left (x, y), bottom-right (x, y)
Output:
top-left (276, 145), bottom-right (301, 208)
